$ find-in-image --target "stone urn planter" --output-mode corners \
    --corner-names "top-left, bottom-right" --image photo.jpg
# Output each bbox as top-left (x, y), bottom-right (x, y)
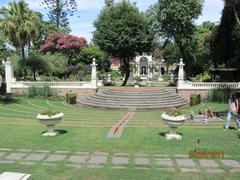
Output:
top-left (37, 112), bottom-right (64, 137)
top-left (161, 112), bottom-right (186, 140)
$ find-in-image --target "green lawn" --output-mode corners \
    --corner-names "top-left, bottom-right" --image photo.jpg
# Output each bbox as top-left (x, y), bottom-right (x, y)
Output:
top-left (0, 97), bottom-right (239, 179)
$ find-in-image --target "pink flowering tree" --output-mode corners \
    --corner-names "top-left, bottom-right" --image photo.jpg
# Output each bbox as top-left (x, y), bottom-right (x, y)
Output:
top-left (39, 33), bottom-right (87, 65)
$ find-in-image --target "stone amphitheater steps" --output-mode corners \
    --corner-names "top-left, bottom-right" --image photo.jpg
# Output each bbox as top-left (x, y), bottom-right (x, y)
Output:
top-left (78, 87), bottom-right (188, 110)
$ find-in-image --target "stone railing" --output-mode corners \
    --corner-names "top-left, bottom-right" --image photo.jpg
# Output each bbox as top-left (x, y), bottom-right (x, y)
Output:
top-left (11, 81), bottom-right (100, 89)
top-left (178, 81), bottom-right (240, 90)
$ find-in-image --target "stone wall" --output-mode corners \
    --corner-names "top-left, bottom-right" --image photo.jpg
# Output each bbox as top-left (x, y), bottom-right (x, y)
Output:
top-left (11, 88), bottom-right (96, 99)
top-left (177, 89), bottom-right (208, 102)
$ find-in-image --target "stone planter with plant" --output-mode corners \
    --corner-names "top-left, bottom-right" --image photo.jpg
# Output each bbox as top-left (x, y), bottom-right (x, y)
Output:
top-left (36, 108), bottom-right (64, 136)
top-left (161, 108), bottom-right (186, 140)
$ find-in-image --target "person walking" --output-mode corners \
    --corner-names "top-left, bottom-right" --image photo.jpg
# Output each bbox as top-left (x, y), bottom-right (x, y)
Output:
top-left (224, 93), bottom-right (239, 130)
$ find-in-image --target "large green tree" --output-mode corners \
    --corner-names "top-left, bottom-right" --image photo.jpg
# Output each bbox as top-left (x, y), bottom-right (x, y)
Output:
top-left (211, 0), bottom-right (240, 68)
top-left (41, 0), bottom-right (77, 29)
top-left (157, 0), bottom-right (203, 76)
top-left (93, 0), bottom-right (154, 86)
top-left (0, 0), bottom-right (41, 61)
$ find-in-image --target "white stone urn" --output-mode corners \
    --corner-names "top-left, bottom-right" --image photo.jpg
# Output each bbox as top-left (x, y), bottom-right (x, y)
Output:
top-left (161, 112), bottom-right (186, 140)
top-left (37, 112), bottom-right (64, 136)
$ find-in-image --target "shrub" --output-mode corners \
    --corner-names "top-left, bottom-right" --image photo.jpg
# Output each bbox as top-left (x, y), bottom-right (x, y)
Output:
top-left (0, 82), bottom-right (6, 95)
top-left (207, 88), bottom-right (233, 103)
top-left (190, 94), bottom-right (201, 106)
top-left (28, 85), bottom-right (55, 98)
top-left (200, 72), bottom-right (211, 82)
top-left (66, 93), bottom-right (77, 104)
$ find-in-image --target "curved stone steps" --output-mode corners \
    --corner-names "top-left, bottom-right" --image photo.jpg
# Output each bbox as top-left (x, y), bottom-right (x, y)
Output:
top-left (78, 88), bottom-right (188, 109)
top-left (85, 96), bottom-right (186, 103)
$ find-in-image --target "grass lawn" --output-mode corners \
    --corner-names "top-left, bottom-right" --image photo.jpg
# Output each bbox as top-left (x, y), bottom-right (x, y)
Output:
top-left (0, 97), bottom-right (239, 179)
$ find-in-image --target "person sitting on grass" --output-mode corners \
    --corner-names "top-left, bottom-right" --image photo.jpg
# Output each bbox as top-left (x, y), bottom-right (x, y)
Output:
top-left (190, 107), bottom-right (217, 124)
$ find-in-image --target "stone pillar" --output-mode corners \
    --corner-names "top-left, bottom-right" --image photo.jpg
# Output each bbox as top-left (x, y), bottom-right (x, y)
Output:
top-left (91, 58), bottom-right (97, 88)
top-left (107, 74), bottom-right (111, 83)
top-left (2, 57), bottom-right (14, 93)
top-left (178, 58), bottom-right (185, 87)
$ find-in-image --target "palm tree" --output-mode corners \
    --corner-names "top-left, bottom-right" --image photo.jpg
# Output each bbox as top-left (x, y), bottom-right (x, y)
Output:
top-left (0, 0), bottom-right (41, 61)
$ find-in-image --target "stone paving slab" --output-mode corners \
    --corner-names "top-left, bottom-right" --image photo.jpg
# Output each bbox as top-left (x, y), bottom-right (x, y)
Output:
top-left (5, 152), bottom-right (27, 160)
top-left (20, 162), bottom-right (35, 165)
top-left (199, 159), bottom-right (219, 168)
top-left (155, 154), bottom-right (169, 158)
top-left (114, 153), bottom-right (129, 157)
top-left (66, 164), bottom-right (82, 168)
top-left (88, 155), bottom-right (107, 165)
top-left (0, 160), bottom-right (15, 164)
top-left (176, 159), bottom-right (196, 168)
top-left (134, 167), bottom-right (149, 170)
top-left (181, 168), bottom-right (199, 172)
top-left (68, 155), bottom-right (88, 164)
top-left (86, 164), bottom-right (103, 168)
top-left (76, 152), bottom-right (89, 155)
top-left (155, 158), bottom-right (174, 167)
top-left (0, 148), bottom-right (11, 151)
top-left (157, 167), bottom-right (175, 172)
top-left (112, 166), bottom-right (127, 169)
top-left (135, 157), bottom-right (150, 166)
top-left (112, 156), bottom-right (128, 165)
top-left (35, 150), bottom-right (50, 153)
top-left (43, 163), bottom-right (57, 166)
top-left (175, 154), bottom-right (188, 158)
top-left (55, 151), bottom-right (69, 154)
top-left (206, 168), bottom-right (225, 173)
top-left (16, 149), bottom-right (32, 153)
top-left (135, 153), bottom-right (149, 157)
top-left (24, 153), bottom-right (46, 161)
top-left (0, 152), bottom-right (7, 158)
top-left (221, 160), bottom-right (240, 168)
top-left (229, 168), bottom-right (240, 173)
top-left (45, 154), bottom-right (66, 162)
top-left (93, 152), bottom-right (109, 156)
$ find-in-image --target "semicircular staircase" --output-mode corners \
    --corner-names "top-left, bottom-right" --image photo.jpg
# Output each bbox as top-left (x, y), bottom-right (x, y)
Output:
top-left (78, 87), bottom-right (188, 110)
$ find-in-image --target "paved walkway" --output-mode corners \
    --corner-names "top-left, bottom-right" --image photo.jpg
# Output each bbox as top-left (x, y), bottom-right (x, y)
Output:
top-left (107, 112), bottom-right (135, 138)
top-left (0, 148), bottom-right (240, 173)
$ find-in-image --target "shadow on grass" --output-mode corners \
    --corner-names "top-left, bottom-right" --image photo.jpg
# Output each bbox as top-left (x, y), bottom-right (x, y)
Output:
top-left (41, 129), bottom-right (68, 136)
top-left (159, 132), bottom-right (183, 137)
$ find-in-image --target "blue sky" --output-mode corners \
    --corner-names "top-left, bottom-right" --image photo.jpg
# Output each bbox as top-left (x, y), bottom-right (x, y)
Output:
top-left (0, 0), bottom-right (224, 42)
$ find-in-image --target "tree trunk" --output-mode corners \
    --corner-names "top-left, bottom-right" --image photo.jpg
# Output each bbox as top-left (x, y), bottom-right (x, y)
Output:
top-left (121, 58), bottom-right (130, 86)
top-left (233, 5), bottom-right (240, 26)
top-left (56, 0), bottom-right (60, 28)
top-left (21, 46), bottom-right (27, 80)
top-left (33, 69), bottom-right (36, 81)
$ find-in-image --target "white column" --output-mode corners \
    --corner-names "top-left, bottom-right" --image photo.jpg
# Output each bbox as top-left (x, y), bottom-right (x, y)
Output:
top-left (91, 58), bottom-right (97, 88)
top-left (2, 57), bottom-right (14, 93)
top-left (178, 58), bottom-right (185, 87)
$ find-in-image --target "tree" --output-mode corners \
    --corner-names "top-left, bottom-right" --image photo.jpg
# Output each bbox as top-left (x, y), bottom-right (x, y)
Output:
top-left (39, 33), bottom-right (87, 65)
top-left (157, 0), bottom-right (203, 76)
top-left (78, 45), bottom-right (109, 73)
top-left (41, 0), bottom-right (77, 29)
top-left (93, 1), bottom-right (154, 86)
top-left (211, 0), bottom-right (240, 68)
top-left (0, 0), bottom-right (41, 61)
top-left (105, 0), bottom-right (114, 7)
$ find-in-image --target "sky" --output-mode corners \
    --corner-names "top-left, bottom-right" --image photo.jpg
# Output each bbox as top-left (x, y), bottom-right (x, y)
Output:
top-left (0, 0), bottom-right (224, 42)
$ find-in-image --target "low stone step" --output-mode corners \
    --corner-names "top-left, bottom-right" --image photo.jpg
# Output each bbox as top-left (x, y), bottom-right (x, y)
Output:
top-left (78, 88), bottom-right (188, 109)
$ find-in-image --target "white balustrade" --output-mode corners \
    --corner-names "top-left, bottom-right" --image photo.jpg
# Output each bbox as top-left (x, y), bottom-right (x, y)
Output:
top-left (178, 81), bottom-right (240, 90)
top-left (11, 81), bottom-right (96, 89)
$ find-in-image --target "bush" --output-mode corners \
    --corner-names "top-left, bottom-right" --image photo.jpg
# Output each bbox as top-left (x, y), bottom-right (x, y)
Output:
top-left (66, 93), bottom-right (77, 104)
top-left (190, 94), bottom-right (201, 106)
top-left (207, 88), bottom-right (233, 103)
top-left (200, 72), bottom-right (211, 82)
top-left (28, 85), bottom-right (55, 98)
top-left (0, 82), bottom-right (6, 95)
